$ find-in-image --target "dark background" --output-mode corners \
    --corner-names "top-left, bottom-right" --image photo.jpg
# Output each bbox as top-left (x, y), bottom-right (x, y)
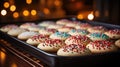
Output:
top-left (0, 0), bottom-right (120, 25)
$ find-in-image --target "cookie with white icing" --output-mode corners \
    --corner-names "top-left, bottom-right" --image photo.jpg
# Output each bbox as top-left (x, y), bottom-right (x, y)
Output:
top-left (7, 28), bottom-right (27, 36)
top-left (20, 22), bottom-right (36, 29)
top-left (37, 39), bottom-right (65, 52)
top-left (0, 24), bottom-right (18, 32)
top-left (38, 21), bottom-right (55, 27)
top-left (86, 40), bottom-right (118, 53)
top-left (28, 25), bottom-right (45, 32)
top-left (57, 44), bottom-right (91, 56)
top-left (18, 31), bottom-right (38, 40)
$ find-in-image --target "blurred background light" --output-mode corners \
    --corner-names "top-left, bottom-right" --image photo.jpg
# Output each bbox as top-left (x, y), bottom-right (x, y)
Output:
top-left (13, 12), bottom-right (19, 18)
top-left (77, 14), bottom-right (83, 19)
top-left (88, 13), bottom-right (94, 20)
top-left (10, 5), bottom-right (16, 12)
top-left (31, 10), bottom-right (37, 16)
top-left (54, 0), bottom-right (61, 6)
top-left (4, 2), bottom-right (10, 8)
top-left (1, 9), bottom-right (7, 16)
top-left (43, 8), bottom-right (50, 15)
top-left (23, 10), bottom-right (29, 16)
top-left (26, 0), bottom-right (32, 4)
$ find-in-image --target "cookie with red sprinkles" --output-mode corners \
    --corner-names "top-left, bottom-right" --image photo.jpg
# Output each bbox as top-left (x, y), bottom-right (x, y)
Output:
top-left (26, 34), bottom-right (49, 45)
top-left (104, 29), bottom-right (120, 39)
top-left (37, 39), bottom-right (65, 52)
top-left (57, 44), bottom-right (91, 56)
top-left (86, 40), bottom-right (118, 53)
top-left (65, 35), bottom-right (91, 46)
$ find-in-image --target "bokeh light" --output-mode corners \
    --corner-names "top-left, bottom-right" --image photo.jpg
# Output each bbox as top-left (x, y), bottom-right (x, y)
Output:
top-left (77, 14), bottom-right (83, 19)
top-left (43, 8), bottom-right (50, 15)
top-left (13, 12), bottom-right (19, 18)
top-left (88, 13), bottom-right (94, 20)
top-left (26, 0), bottom-right (32, 4)
top-left (10, 5), bottom-right (16, 12)
top-left (23, 10), bottom-right (29, 16)
top-left (4, 2), bottom-right (10, 8)
top-left (1, 9), bottom-right (7, 16)
top-left (31, 10), bottom-right (37, 16)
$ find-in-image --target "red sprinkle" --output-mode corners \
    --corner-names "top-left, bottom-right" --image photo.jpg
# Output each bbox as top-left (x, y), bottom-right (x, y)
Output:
top-left (66, 35), bottom-right (90, 44)
top-left (46, 29), bottom-right (57, 33)
top-left (31, 34), bottom-right (49, 42)
top-left (42, 39), bottom-right (63, 47)
top-left (108, 29), bottom-right (120, 34)
top-left (90, 40), bottom-right (113, 50)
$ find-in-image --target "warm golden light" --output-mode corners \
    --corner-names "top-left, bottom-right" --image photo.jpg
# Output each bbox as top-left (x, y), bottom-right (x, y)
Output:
top-left (23, 10), bottom-right (29, 16)
top-left (31, 10), bottom-right (37, 16)
top-left (4, 2), bottom-right (10, 8)
top-left (26, 0), bottom-right (32, 4)
top-left (11, 63), bottom-right (17, 67)
top-left (13, 12), bottom-right (19, 18)
top-left (43, 8), bottom-right (50, 15)
top-left (10, 5), bottom-right (16, 12)
top-left (1, 9), bottom-right (7, 16)
top-left (54, 0), bottom-right (61, 6)
top-left (77, 14), bottom-right (83, 19)
top-left (88, 14), bottom-right (94, 20)
top-left (0, 51), bottom-right (6, 64)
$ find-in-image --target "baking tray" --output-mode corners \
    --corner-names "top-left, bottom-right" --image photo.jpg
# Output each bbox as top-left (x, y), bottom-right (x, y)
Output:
top-left (0, 17), bottom-right (120, 67)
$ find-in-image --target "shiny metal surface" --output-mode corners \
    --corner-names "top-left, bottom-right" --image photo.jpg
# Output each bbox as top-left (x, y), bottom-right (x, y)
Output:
top-left (0, 39), bottom-right (48, 67)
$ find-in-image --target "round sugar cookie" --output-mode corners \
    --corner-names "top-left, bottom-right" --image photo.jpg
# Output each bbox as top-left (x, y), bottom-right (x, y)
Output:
top-left (57, 44), bottom-right (91, 56)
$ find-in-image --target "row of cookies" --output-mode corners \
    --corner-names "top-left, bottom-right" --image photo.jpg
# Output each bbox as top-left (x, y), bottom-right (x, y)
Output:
top-left (0, 19), bottom-right (120, 57)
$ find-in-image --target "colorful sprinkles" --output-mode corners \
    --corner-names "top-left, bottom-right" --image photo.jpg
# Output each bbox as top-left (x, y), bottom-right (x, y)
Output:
top-left (108, 29), bottom-right (120, 34)
top-left (89, 33), bottom-right (109, 40)
top-left (54, 32), bottom-right (71, 37)
top-left (31, 34), bottom-right (48, 42)
top-left (65, 35), bottom-right (91, 45)
top-left (89, 40), bottom-right (113, 50)
top-left (43, 39), bottom-right (63, 47)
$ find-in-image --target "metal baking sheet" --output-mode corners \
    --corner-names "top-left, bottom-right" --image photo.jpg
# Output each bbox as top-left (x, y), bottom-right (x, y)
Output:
top-left (0, 17), bottom-right (120, 67)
